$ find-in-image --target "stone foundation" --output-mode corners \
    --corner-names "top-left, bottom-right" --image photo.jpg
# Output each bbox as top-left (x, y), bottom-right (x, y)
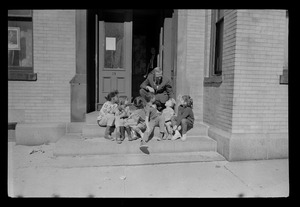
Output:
top-left (208, 126), bottom-right (288, 161)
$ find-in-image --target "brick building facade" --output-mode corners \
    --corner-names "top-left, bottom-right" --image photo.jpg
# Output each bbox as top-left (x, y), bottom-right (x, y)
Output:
top-left (8, 9), bottom-right (288, 161)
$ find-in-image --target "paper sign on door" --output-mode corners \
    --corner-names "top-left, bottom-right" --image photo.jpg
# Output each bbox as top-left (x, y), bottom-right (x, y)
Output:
top-left (106, 37), bottom-right (116, 51)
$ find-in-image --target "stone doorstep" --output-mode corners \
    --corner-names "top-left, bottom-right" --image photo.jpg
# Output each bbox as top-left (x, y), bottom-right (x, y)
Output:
top-left (207, 126), bottom-right (289, 161)
top-left (82, 122), bottom-right (208, 138)
top-left (15, 123), bottom-right (66, 146)
top-left (50, 151), bottom-right (226, 168)
top-left (53, 134), bottom-right (217, 157)
top-left (8, 130), bottom-right (16, 142)
top-left (85, 111), bottom-right (99, 124)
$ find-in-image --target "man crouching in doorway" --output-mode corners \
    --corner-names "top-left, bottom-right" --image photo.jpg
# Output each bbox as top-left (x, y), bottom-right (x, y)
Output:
top-left (139, 67), bottom-right (175, 112)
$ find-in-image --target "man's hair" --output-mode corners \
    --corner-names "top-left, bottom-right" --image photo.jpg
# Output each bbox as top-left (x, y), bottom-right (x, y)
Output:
top-left (105, 90), bottom-right (119, 101)
top-left (182, 95), bottom-right (193, 108)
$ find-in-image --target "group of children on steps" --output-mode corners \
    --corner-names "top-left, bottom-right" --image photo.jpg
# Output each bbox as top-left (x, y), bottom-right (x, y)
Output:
top-left (97, 90), bottom-right (194, 149)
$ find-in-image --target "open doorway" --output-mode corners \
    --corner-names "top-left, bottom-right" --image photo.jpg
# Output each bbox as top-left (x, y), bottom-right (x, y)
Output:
top-left (86, 10), bottom-right (174, 112)
top-left (131, 10), bottom-right (161, 100)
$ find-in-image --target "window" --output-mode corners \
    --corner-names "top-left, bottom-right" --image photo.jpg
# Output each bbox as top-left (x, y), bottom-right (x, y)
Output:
top-left (204, 10), bottom-right (224, 87)
top-left (8, 10), bottom-right (36, 81)
top-left (213, 10), bottom-right (224, 75)
top-left (214, 12), bottom-right (224, 75)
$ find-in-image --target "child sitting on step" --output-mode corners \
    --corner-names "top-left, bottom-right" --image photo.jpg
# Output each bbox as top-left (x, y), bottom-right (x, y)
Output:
top-left (97, 90), bottom-right (119, 141)
top-left (171, 95), bottom-right (194, 141)
top-left (114, 96), bottom-right (131, 144)
top-left (161, 98), bottom-right (176, 140)
top-left (140, 92), bottom-right (166, 149)
top-left (124, 96), bottom-right (146, 141)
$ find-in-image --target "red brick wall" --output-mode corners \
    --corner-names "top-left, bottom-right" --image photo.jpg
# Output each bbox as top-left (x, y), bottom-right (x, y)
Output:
top-left (203, 10), bottom-right (238, 132)
top-left (232, 10), bottom-right (288, 134)
top-left (175, 10), bottom-right (206, 123)
top-left (204, 9), bottom-right (288, 135)
top-left (8, 10), bottom-right (76, 123)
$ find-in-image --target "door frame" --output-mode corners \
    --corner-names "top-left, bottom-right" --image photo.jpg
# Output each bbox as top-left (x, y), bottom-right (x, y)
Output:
top-left (97, 15), bottom-right (132, 109)
top-left (87, 9), bottom-right (175, 112)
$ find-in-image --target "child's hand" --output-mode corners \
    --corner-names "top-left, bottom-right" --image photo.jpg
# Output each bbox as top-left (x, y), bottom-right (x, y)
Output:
top-left (146, 86), bottom-right (155, 93)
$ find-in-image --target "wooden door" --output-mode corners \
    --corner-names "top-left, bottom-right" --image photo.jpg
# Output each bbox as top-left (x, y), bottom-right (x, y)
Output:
top-left (98, 21), bottom-right (132, 104)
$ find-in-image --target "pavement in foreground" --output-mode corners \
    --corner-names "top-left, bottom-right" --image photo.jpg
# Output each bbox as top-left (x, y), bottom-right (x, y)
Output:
top-left (7, 142), bottom-right (289, 198)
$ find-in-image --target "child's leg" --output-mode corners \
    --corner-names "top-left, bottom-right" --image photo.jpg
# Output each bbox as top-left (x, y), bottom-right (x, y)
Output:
top-left (165, 121), bottom-right (173, 139)
top-left (114, 116), bottom-right (121, 141)
top-left (132, 123), bottom-right (144, 140)
top-left (165, 121), bottom-right (172, 133)
top-left (170, 116), bottom-right (178, 130)
top-left (125, 126), bottom-right (133, 141)
top-left (119, 118), bottom-right (126, 140)
top-left (115, 115), bottom-right (121, 131)
top-left (97, 116), bottom-right (108, 127)
top-left (120, 126), bottom-right (125, 141)
top-left (142, 120), bottom-right (155, 143)
top-left (157, 115), bottom-right (167, 140)
top-left (180, 118), bottom-right (193, 141)
top-left (171, 118), bottom-right (182, 141)
top-left (106, 114), bottom-right (115, 127)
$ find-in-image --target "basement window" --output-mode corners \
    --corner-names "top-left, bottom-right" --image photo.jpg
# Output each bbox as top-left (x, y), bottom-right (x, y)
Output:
top-left (8, 10), bottom-right (37, 81)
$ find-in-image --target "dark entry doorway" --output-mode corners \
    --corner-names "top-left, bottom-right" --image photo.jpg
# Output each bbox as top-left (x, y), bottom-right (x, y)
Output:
top-left (86, 9), bottom-right (174, 112)
top-left (131, 10), bottom-right (161, 99)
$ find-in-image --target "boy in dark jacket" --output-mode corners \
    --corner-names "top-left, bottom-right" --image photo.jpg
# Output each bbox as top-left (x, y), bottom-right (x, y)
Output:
top-left (171, 95), bottom-right (194, 141)
top-left (140, 92), bottom-right (166, 148)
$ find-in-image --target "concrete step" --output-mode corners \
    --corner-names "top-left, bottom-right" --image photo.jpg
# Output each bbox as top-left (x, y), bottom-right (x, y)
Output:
top-left (82, 122), bottom-right (208, 138)
top-left (85, 111), bottom-right (99, 125)
top-left (66, 122), bottom-right (85, 134)
top-left (84, 111), bottom-right (208, 137)
top-left (51, 151), bottom-right (226, 168)
top-left (8, 129), bottom-right (16, 142)
top-left (53, 134), bottom-right (217, 157)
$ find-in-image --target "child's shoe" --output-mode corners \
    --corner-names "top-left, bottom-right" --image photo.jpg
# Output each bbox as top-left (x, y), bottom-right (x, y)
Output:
top-left (132, 130), bottom-right (139, 140)
top-left (116, 136), bottom-right (122, 144)
top-left (171, 130), bottom-right (181, 140)
top-left (167, 133), bottom-right (172, 140)
top-left (140, 140), bottom-right (148, 148)
top-left (157, 132), bottom-right (165, 141)
top-left (180, 134), bottom-right (187, 141)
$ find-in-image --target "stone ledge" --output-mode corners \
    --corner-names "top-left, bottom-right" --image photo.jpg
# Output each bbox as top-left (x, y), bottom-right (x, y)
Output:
top-left (207, 126), bottom-right (288, 161)
top-left (15, 123), bottom-right (67, 146)
top-left (8, 71), bottom-right (37, 81)
top-left (204, 75), bottom-right (222, 87)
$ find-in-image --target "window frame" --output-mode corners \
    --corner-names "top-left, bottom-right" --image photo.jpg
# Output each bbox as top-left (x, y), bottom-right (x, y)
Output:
top-left (8, 10), bottom-right (37, 81)
top-left (214, 17), bottom-right (224, 75)
top-left (204, 10), bottom-right (224, 87)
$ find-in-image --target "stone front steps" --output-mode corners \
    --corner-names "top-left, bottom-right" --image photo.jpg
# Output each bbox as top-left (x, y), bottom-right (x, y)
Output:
top-left (82, 111), bottom-right (208, 138)
top-left (53, 134), bottom-right (217, 157)
top-left (52, 111), bottom-right (226, 164)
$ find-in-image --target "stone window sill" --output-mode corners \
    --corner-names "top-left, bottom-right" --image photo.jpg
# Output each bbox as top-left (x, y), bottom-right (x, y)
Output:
top-left (8, 71), bottom-right (37, 81)
top-left (204, 75), bottom-right (222, 87)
